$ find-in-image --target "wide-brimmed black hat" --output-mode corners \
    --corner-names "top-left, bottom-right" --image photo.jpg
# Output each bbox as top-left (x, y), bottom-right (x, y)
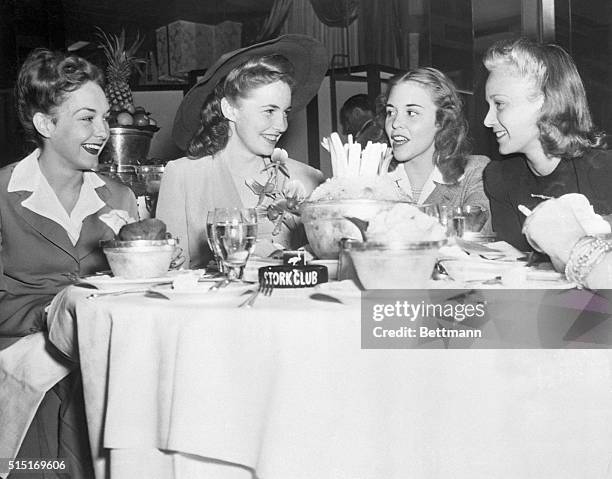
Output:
top-left (172, 34), bottom-right (329, 151)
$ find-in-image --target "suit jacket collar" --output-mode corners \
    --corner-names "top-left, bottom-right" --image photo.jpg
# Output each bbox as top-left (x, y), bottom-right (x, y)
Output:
top-left (8, 183), bottom-right (116, 263)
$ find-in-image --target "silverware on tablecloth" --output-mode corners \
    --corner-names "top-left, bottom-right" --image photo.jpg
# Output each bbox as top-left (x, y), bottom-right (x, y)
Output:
top-left (209, 278), bottom-right (231, 291)
top-left (464, 276), bottom-right (502, 285)
top-left (86, 284), bottom-right (170, 299)
top-left (238, 281), bottom-right (273, 308)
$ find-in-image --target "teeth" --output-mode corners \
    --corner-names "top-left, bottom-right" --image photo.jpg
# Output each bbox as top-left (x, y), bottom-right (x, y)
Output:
top-left (82, 144), bottom-right (102, 155)
top-left (392, 135), bottom-right (408, 144)
top-left (494, 131), bottom-right (506, 139)
top-left (82, 143), bottom-right (101, 150)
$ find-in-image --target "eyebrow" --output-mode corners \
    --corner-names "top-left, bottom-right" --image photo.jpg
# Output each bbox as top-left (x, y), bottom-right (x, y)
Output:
top-left (261, 104), bottom-right (292, 111)
top-left (73, 107), bottom-right (97, 115)
top-left (385, 103), bottom-right (423, 109)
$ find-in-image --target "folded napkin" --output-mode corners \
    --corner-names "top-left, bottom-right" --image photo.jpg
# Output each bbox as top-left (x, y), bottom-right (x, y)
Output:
top-left (557, 193), bottom-right (611, 235)
top-left (440, 239), bottom-right (524, 261)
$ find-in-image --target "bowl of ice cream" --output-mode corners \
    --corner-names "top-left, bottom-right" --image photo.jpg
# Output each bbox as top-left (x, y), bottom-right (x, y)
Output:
top-left (348, 203), bottom-right (447, 289)
top-left (300, 199), bottom-right (402, 259)
top-left (300, 175), bottom-right (408, 259)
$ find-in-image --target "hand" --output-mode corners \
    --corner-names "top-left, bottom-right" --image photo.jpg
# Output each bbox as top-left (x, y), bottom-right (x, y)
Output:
top-left (522, 195), bottom-right (589, 271)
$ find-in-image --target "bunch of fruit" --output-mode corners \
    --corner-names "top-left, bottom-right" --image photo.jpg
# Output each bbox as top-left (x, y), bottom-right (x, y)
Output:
top-left (107, 104), bottom-right (159, 131)
top-left (97, 27), bottom-right (159, 131)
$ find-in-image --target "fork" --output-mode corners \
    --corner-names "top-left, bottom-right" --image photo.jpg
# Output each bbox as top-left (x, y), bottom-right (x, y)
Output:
top-left (238, 281), bottom-right (273, 308)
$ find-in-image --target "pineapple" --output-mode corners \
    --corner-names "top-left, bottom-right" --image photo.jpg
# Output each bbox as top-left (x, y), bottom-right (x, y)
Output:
top-left (96, 27), bottom-right (146, 110)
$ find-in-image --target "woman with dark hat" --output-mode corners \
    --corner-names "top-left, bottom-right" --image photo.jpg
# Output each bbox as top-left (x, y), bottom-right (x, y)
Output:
top-left (157, 35), bottom-right (328, 268)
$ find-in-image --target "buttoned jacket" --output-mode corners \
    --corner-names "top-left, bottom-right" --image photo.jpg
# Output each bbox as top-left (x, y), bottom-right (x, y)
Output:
top-left (0, 160), bottom-right (137, 344)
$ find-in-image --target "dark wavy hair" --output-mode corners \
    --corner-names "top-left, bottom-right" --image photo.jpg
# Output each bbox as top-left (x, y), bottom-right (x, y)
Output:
top-left (15, 48), bottom-right (104, 147)
top-left (379, 67), bottom-right (470, 183)
top-left (187, 54), bottom-right (296, 158)
top-left (483, 37), bottom-right (604, 158)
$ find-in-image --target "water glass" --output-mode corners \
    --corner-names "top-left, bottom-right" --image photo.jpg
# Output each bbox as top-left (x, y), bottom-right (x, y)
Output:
top-left (206, 210), bottom-right (225, 273)
top-left (213, 208), bottom-right (258, 281)
top-left (452, 205), bottom-right (487, 237)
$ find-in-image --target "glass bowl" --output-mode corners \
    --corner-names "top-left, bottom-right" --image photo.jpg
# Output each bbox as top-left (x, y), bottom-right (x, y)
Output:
top-left (349, 239), bottom-right (447, 289)
top-left (101, 238), bottom-right (177, 279)
top-left (300, 199), bottom-right (405, 259)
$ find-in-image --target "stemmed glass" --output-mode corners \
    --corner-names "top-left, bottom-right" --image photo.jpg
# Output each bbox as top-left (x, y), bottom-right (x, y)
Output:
top-left (206, 210), bottom-right (225, 274)
top-left (213, 207), bottom-right (258, 281)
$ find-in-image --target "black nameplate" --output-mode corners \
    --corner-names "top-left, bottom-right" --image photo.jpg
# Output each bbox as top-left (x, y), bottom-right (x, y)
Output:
top-left (259, 264), bottom-right (328, 288)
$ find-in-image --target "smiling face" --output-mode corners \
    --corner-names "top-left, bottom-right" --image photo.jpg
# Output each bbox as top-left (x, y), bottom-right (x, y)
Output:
top-left (43, 81), bottom-right (110, 171)
top-left (225, 80), bottom-right (291, 158)
top-left (484, 69), bottom-right (544, 159)
top-left (384, 81), bottom-right (438, 165)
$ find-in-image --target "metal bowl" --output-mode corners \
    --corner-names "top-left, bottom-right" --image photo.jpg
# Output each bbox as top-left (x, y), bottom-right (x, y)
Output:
top-left (101, 238), bottom-right (176, 279)
top-left (99, 127), bottom-right (155, 166)
top-left (349, 239), bottom-right (447, 289)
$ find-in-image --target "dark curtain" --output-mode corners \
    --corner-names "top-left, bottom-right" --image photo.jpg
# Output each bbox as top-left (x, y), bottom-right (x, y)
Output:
top-left (256, 0), bottom-right (293, 41)
top-left (358, 0), bottom-right (428, 69)
top-left (308, 0), bottom-right (359, 27)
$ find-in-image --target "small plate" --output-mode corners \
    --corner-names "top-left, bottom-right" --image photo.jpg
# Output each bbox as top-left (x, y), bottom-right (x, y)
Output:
top-left (77, 274), bottom-right (174, 291)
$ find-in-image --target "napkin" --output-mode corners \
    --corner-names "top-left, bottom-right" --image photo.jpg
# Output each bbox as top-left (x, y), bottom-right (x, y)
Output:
top-left (440, 239), bottom-right (524, 261)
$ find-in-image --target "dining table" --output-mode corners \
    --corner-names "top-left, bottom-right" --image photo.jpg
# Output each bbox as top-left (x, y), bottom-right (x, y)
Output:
top-left (45, 268), bottom-right (612, 479)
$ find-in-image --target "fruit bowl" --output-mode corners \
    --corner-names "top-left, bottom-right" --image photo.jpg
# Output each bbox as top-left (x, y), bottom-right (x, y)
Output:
top-left (99, 127), bottom-right (156, 166)
top-left (101, 238), bottom-right (176, 279)
top-left (300, 199), bottom-right (402, 259)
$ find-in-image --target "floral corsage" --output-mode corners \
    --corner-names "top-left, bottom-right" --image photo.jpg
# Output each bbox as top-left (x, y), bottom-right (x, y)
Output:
top-left (245, 148), bottom-right (307, 235)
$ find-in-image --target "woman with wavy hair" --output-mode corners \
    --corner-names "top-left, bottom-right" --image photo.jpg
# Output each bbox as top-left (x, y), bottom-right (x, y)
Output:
top-left (0, 48), bottom-right (137, 476)
top-left (157, 35), bottom-right (327, 268)
top-left (483, 37), bottom-right (612, 251)
top-left (381, 67), bottom-right (491, 230)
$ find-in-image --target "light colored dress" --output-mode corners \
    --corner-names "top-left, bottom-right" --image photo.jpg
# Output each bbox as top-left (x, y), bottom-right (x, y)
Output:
top-left (156, 155), bottom-right (324, 268)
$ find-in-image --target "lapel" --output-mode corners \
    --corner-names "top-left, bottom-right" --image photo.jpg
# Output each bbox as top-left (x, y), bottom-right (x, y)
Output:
top-left (424, 181), bottom-right (457, 205)
top-left (8, 189), bottom-right (79, 261)
top-left (8, 183), bottom-right (116, 263)
top-left (75, 183), bottom-right (116, 260)
top-left (209, 158), bottom-right (245, 208)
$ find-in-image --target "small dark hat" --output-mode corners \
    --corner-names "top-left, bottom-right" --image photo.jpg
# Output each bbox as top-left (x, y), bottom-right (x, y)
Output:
top-left (172, 34), bottom-right (329, 151)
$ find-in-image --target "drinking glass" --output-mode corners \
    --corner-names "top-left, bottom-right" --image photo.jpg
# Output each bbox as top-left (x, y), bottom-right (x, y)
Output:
top-left (452, 205), bottom-right (487, 237)
top-left (206, 210), bottom-right (225, 273)
top-left (213, 208), bottom-right (258, 281)
top-left (418, 204), bottom-right (452, 236)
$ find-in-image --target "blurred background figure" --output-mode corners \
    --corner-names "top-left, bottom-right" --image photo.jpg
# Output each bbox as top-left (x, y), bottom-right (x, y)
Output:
top-left (339, 93), bottom-right (386, 146)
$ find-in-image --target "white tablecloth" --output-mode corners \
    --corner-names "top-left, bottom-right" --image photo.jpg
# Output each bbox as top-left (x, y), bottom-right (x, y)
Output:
top-left (48, 285), bottom-right (612, 479)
